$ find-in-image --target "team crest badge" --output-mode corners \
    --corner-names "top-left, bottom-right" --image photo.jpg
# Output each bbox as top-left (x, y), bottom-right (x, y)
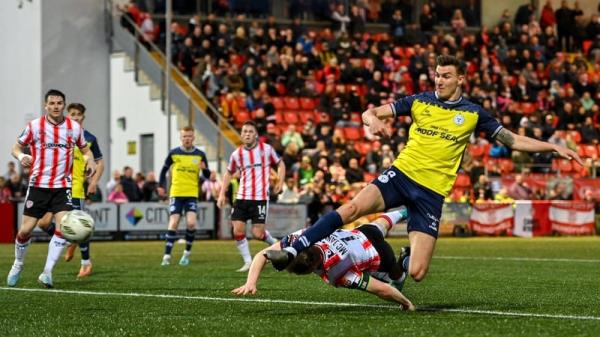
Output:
top-left (377, 175), bottom-right (389, 184)
top-left (453, 114), bottom-right (465, 126)
top-left (26, 200), bottom-right (34, 208)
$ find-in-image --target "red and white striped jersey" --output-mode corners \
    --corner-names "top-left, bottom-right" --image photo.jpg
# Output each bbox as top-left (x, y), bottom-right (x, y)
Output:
top-left (227, 142), bottom-right (280, 201)
top-left (18, 116), bottom-right (87, 189)
top-left (281, 229), bottom-right (380, 288)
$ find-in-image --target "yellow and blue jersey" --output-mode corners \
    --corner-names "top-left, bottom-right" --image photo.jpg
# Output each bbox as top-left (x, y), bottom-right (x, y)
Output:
top-left (72, 130), bottom-right (103, 199)
top-left (390, 92), bottom-right (502, 196)
top-left (159, 146), bottom-right (210, 198)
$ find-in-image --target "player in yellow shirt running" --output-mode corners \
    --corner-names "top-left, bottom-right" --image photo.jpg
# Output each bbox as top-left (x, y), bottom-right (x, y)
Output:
top-left (158, 126), bottom-right (210, 266)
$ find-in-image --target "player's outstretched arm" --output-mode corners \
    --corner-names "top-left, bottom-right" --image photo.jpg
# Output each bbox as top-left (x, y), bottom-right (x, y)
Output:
top-left (12, 142), bottom-right (32, 167)
top-left (495, 128), bottom-right (584, 166)
top-left (366, 277), bottom-right (415, 311)
top-left (362, 104), bottom-right (395, 138)
top-left (232, 242), bottom-right (280, 295)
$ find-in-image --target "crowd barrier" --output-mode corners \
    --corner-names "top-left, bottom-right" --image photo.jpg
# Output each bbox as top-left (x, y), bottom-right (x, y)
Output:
top-left (3, 201), bottom-right (596, 242)
top-left (470, 201), bottom-right (597, 237)
top-left (12, 202), bottom-right (307, 241)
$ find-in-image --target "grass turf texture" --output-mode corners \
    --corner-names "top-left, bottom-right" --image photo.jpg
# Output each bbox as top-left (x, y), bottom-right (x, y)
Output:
top-left (1, 237), bottom-right (600, 337)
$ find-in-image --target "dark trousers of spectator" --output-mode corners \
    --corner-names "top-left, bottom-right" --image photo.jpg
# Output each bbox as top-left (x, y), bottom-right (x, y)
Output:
top-left (558, 31), bottom-right (572, 52)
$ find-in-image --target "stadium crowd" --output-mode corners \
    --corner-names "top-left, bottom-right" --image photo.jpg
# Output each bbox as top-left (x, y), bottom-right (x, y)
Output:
top-left (4, 1), bottom-right (600, 225)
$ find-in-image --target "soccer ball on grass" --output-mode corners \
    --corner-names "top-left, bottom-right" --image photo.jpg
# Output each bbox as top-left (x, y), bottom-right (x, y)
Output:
top-left (59, 210), bottom-right (95, 243)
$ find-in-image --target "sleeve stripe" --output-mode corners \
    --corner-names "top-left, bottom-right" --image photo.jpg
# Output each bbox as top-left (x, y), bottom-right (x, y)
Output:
top-left (389, 102), bottom-right (397, 118)
top-left (491, 125), bottom-right (503, 139)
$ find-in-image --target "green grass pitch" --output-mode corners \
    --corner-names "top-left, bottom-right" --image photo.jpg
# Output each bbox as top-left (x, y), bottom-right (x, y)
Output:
top-left (1, 237), bottom-right (600, 336)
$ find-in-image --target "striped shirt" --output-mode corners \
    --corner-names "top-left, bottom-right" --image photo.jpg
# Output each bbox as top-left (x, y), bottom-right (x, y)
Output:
top-left (227, 142), bottom-right (280, 201)
top-left (18, 116), bottom-right (87, 189)
top-left (281, 229), bottom-right (381, 288)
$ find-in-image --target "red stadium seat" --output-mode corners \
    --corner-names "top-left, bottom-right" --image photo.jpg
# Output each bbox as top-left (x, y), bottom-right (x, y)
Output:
top-left (454, 173), bottom-right (471, 188)
top-left (468, 144), bottom-right (486, 158)
top-left (271, 97), bottom-right (285, 110)
top-left (350, 112), bottom-right (362, 124)
top-left (298, 111), bottom-right (314, 124)
top-left (567, 130), bottom-right (582, 144)
top-left (275, 111), bottom-right (285, 124)
top-left (234, 111), bottom-right (251, 127)
top-left (283, 111), bottom-right (299, 124)
top-left (354, 141), bottom-right (372, 156)
top-left (519, 102), bottom-right (537, 114)
top-left (343, 127), bottom-right (362, 141)
top-left (299, 97), bottom-right (316, 110)
top-left (558, 159), bottom-right (573, 173)
top-left (363, 172), bottom-right (378, 183)
top-left (498, 159), bottom-right (514, 174)
top-left (582, 144), bottom-right (598, 158)
top-left (284, 97), bottom-right (300, 110)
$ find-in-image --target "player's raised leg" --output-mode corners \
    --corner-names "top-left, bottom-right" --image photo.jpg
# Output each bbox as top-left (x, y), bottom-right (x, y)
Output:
top-left (266, 184), bottom-right (386, 270)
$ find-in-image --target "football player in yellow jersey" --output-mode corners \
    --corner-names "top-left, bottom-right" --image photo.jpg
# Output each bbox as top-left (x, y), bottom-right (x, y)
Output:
top-left (266, 55), bottom-right (583, 291)
top-left (37, 103), bottom-right (104, 279)
top-left (158, 126), bottom-right (210, 266)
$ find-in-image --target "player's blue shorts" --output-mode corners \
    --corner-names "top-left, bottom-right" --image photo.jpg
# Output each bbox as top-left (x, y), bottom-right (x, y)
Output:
top-left (371, 166), bottom-right (444, 238)
top-left (169, 197), bottom-right (197, 215)
top-left (72, 198), bottom-right (85, 211)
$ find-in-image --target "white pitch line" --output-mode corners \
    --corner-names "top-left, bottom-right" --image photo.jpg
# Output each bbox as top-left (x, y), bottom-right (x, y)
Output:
top-left (436, 256), bottom-right (600, 263)
top-left (1, 287), bottom-right (599, 321)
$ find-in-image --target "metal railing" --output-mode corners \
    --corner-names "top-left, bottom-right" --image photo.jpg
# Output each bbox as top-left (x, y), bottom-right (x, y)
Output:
top-left (106, 3), bottom-right (240, 168)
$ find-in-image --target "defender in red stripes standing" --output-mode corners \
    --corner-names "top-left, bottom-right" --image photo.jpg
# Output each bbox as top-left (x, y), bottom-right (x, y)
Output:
top-left (7, 89), bottom-right (96, 288)
top-left (217, 121), bottom-right (286, 272)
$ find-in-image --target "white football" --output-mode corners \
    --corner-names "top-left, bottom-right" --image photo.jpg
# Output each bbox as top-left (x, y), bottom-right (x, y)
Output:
top-left (60, 210), bottom-right (95, 243)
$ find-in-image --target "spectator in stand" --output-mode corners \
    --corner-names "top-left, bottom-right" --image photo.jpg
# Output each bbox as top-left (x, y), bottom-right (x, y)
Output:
top-left (508, 174), bottom-right (533, 200)
top-left (4, 161), bottom-right (17, 180)
top-left (281, 124), bottom-right (305, 150)
top-left (278, 177), bottom-right (300, 204)
top-left (419, 3), bottom-right (436, 33)
top-left (494, 187), bottom-right (514, 203)
top-left (331, 4), bottom-right (351, 34)
top-left (451, 9), bottom-right (467, 37)
top-left (106, 169), bottom-right (121, 194)
top-left (515, 2), bottom-right (535, 28)
top-left (345, 158), bottom-right (364, 184)
top-left (297, 156), bottom-right (315, 186)
top-left (349, 5), bottom-right (366, 36)
top-left (263, 123), bottom-right (284, 155)
top-left (7, 173), bottom-right (26, 201)
top-left (581, 116), bottom-right (600, 144)
top-left (201, 171), bottom-right (221, 202)
top-left (555, 1), bottom-right (575, 52)
top-left (0, 177), bottom-right (12, 203)
top-left (141, 171), bottom-right (159, 202)
top-left (177, 37), bottom-right (196, 79)
top-left (120, 166), bottom-right (141, 201)
top-left (108, 183), bottom-right (128, 204)
top-left (473, 175), bottom-right (494, 201)
top-left (548, 181), bottom-right (572, 200)
top-left (389, 9), bottom-right (406, 45)
top-left (540, 0), bottom-right (556, 30)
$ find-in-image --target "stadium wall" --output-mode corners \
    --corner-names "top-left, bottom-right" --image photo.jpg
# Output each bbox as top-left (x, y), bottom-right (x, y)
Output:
top-left (109, 53), bottom-right (179, 174)
top-left (0, 0), bottom-right (42, 169)
top-left (0, 0), bottom-right (111, 190)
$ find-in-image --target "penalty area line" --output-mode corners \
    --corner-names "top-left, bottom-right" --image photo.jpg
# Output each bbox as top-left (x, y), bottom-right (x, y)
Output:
top-left (1, 287), bottom-right (599, 321)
